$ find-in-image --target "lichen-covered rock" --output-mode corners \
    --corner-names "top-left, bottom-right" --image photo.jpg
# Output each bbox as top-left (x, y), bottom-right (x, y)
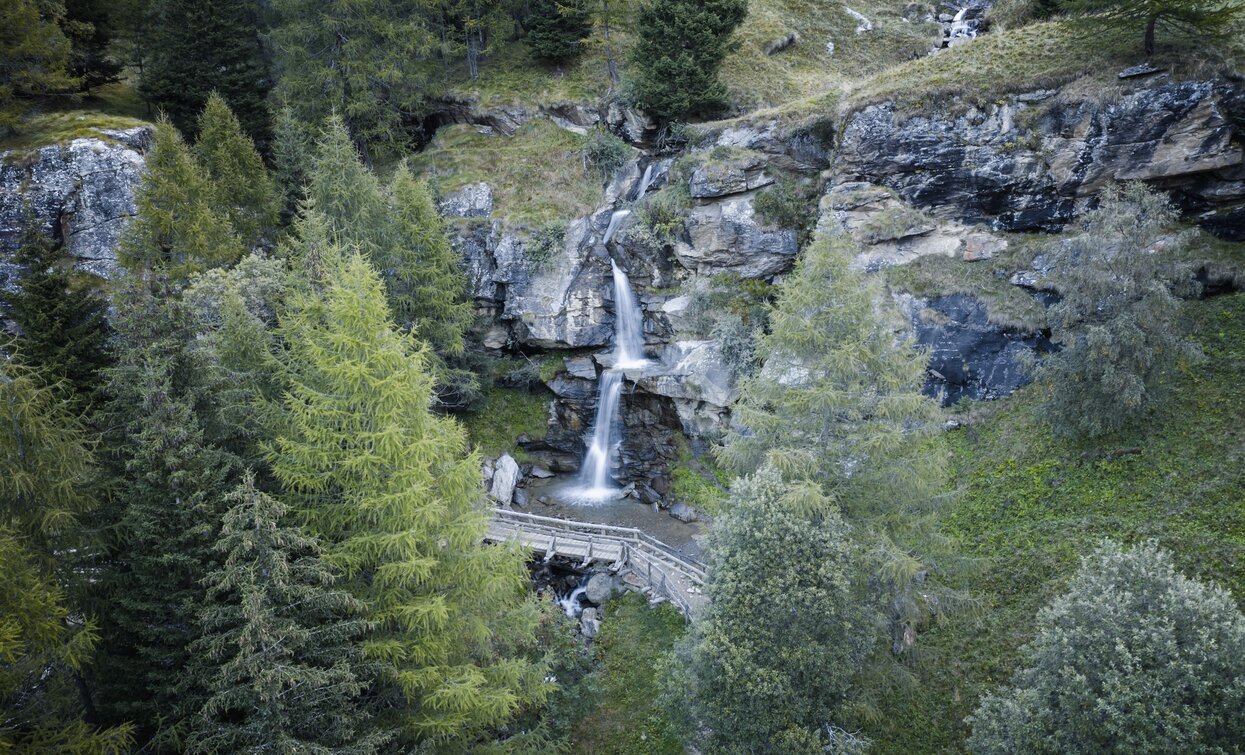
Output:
top-left (439, 182), bottom-right (493, 218)
top-left (489, 454), bottom-right (521, 505)
top-left (638, 341), bottom-right (737, 409)
top-left (689, 153), bottom-right (772, 198)
top-left (1, 126), bottom-right (152, 284)
top-left (676, 192), bottom-right (800, 278)
top-left (837, 80), bottom-right (1245, 232)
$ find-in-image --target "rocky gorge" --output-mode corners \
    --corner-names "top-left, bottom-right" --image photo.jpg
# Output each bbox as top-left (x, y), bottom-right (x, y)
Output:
top-left (5, 73), bottom-right (1243, 509)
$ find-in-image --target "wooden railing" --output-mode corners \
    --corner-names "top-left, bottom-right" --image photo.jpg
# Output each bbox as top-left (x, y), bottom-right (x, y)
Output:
top-left (486, 508), bottom-right (707, 617)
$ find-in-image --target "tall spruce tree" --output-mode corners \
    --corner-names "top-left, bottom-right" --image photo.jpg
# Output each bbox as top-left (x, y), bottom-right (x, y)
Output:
top-left (270, 106), bottom-right (313, 221)
top-left (0, 528), bottom-right (133, 752)
top-left (0, 214), bottom-right (110, 413)
top-left (92, 275), bottom-right (241, 743)
top-left (628, 0), bottom-right (747, 121)
top-left (719, 228), bottom-right (955, 655)
top-left (193, 93), bottom-right (281, 251)
top-left (61, 0), bottom-right (124, 91)
top-left (0, 0), bottom-right (77, 135)
top-left (119, 120), bottom-right (244, 282)
top-left (139, 0), bottom-right (270, 140)
top-left (188, 474), bottom-right (384, 754)
top-left (665, 466), bottom-right (876, 753)
top-left (268, 239), bottom-right (544, 744)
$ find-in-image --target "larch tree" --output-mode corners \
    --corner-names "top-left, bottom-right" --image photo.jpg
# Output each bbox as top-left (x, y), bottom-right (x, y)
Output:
top-left (188, 474), bottom-right (384, 754)
top-left (0, 212), bottom-right (110, 413)
top-left (1060, 0), bottom-right (1239, 58)
top-left (664, 465), bottom-right (876, 754)
top-left (718, 228), bottom-right (956, 656)
top-left (968, 540), bottom-right (1245, 753)
top-left (91, 275), bottom-right (241, 743)
top-left (193, 93), bottom-right (281, 251)
top-left (268, 239), bottom-right (545, 744)
top-left (119, 120), bottom-right (244, 283)
top-left (628, 0), bottom-right (747, 121)
top-left (0, 528), bottom-right (133, 753)
top-left (139, 0), bottom-right (270, 140)
top-left (0, 0), bottom-right (77, 136)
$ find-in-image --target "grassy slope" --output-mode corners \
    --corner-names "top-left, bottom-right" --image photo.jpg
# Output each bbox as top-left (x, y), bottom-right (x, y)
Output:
top-left (569, 593), bottom-right (686, 754)
top-left (1, 81), bottom-right (149, 152)
top-left (869, 292), bottom-right (1245, 752)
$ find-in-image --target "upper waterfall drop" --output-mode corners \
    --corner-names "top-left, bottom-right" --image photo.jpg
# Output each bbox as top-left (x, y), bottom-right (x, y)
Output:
top-left (633, 164), bottom-right (655, 201)
top-left (602, 209), bottom-right (631, 245)
top-left (610, 260), bottom-right (649, 370)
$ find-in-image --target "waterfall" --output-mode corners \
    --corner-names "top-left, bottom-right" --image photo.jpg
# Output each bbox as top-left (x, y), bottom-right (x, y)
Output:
top-left (557, 581), bottom-right (589, 618)
top-left (570, 260), bottom-right (649, 501)
top-left (633, 164), bottom-right (655, 201)
top-left (602, 209), bottom-right (630, 245)
top-left (611, 260), bottom-right (649, 369)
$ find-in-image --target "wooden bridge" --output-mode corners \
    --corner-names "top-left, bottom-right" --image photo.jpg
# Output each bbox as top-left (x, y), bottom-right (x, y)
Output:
top-left (485, 508), bottom-right (707, 617)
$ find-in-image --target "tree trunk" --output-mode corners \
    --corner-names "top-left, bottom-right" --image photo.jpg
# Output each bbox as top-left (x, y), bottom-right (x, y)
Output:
top-left (1144, 15), bottom-right (1157, 59)
top-left (602, 0), bottom-right (619, 86)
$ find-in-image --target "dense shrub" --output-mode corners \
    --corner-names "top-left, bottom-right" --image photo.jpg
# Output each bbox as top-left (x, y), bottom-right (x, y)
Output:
top-left (968, 540), bottom-right (1245, 754)
top-left (583, 127), bottom-right (630, 180)
top-left (753, 176), bottom-right (817, 246)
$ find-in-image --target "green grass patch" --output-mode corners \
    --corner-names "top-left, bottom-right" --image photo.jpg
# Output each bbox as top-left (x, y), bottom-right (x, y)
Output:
top-left (885, 245), bottom-right (1048, 332)
top-left (569, 593), bottom-right (686, 754)
top-left (2, 81), bottom-right (149, 152)
top-left (412, 119), bottom-right (607, 226)
top-left (867, 292), bottom-right (1245, 752)
top-left (848, 17), bottom-right (1244, 115)
top-left (460, 385), bottom-right (551, 460)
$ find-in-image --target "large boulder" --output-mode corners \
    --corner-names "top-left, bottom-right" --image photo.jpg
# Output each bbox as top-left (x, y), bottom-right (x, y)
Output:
top-left (489, 454), bottom-right (521, 506)
top-left (836, 80), bottom-right (1245, 233)
top-left (689, 152), bottom-right (773, 199)
top-left (1, 126), bottom-right (151, 285)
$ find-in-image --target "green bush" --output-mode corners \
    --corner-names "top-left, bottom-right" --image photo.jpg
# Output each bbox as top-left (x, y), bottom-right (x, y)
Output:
top-left (968, 540), bottom-right (1245, 754)
top-left (753, 176), bottom-right (817, 246)
top-left (526, 221), bottom-right (566, 268)
top-left (583, 128), bottom-right (630, 181)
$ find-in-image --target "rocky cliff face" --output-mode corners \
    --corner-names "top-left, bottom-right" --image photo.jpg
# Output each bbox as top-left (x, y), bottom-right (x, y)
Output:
top-left (0, 126), bottom-right (151, 287)
top-left (836, 79), bottom-right (1245, 236)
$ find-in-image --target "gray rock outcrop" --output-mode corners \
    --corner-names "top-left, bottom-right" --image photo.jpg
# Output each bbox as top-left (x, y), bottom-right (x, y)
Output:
top-left (489, 454), bottom-right (521, 505)
top-left (1, 126), bottom-right (151, 285)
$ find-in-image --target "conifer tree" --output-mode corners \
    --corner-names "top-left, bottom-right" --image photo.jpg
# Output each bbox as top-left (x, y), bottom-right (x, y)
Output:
top-left (62, 0), bottom-right (124, 91)
top-left (270, 105), bottom-right (313, 220)
top-left (188, 474), bottom-right (384, 754)
top-left (0, 0), bottom-right (77, 135)
top-left (0, 358), bottom-right (98, 563)
top-left (387, 163), bottom-right (473, 359)
top-left (119, 120), bottom-right (244, 282)
top-left (968, 540), bottom-right (1245, 753)
top-left (0, 528), bottom-right (133, 752)
top-left (665, 466), bottom-right (876, 753)
top-left (628, 0), bottom-right (747, 121)
top-left (0, 214), bottom-right (110, 413)
top-left (193, 93), bottom-right (281, 251)
top-left (719, 228), bottom-right (955, 654)
top-left (271, 0), bottom-right (434, 155)
top-left (525, 0), bottom-right (592, 63)
top-left (139, 0), bottom-right (270, 140)
top-left (1061, 0), bottom-right (1238, 58)
top-left (269, 243), bottom-right (544, 744)
top-left (92, 275), bottom-right (241, 742)
top-left (305, 119), bottom-right (474, 387)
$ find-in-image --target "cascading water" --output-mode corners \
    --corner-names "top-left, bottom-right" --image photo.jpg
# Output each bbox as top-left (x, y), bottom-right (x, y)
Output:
top-left (557, 580), bottom-right (589, 617)
top-left (602, 209), bottom-right (630, 245)
top-left (569, 257), bottom-right (650, 502)
top-left (632, 164), bottom-right (655, 201)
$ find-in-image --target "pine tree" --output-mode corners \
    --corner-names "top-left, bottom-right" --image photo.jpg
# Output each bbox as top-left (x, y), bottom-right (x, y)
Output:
top-left (269, 243), bottom-right (545, 744)
top-left (0, 0), bottom-right (78, 135)
top-left (525, 0), bottom-right (592, 63)
top-left (0, 358), bottom-right (98, 563)
top-left (61, 0), bottom-right (124, 92)
top-left (139, 0), bottom-right (270, 140)
top-left (387, 163), bottom-right (473, 359)
top-left (664, 465), bottom-right (876, 753)
top-left (968, 540), bottom-right (1245, 753)
top-left (1060, 0), bottom-right (1238, 58)
top-left (0, 213), bottom-right (110, 413)
top-left (188, 474), bottom-right (384, 754)
top-left (628, 0), bottom-right (747, 121)
top-left (193, 93), bottom-right (281, 251)
top-left (1034, 183), bottom-right (1201, 439)
top-left (718, 228), bottom-right (955, 655)
top-left (0, 528), bottom-right (133, 752)
top-left (119, 120), bottom-right (244, 282)
top-left (270, 0), bottom-right (434, 155)
top-left (92, 275), bottom-right (241, 742)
